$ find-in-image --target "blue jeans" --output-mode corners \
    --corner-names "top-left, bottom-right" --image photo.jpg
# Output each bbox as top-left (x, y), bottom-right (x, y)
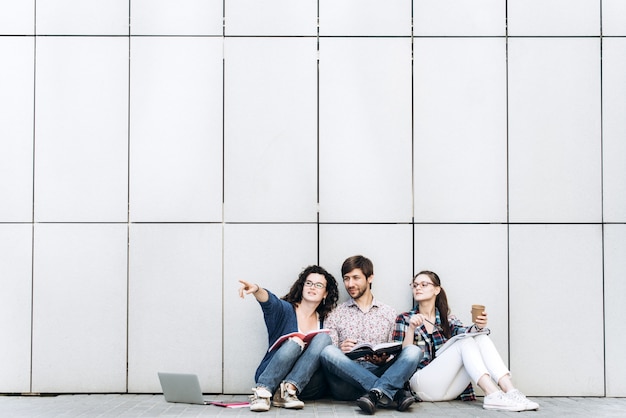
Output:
top-left (257, 332), bottom-right (331, 397)
top-left (320, 344), bottom-right (422, 401)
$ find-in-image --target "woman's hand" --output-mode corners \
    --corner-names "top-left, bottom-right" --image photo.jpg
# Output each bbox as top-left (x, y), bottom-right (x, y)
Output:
top-left (474, 310), bottom-right (488, 330)
top-left (238, 279), bottom-right (259, 298)
top-left (239, 280), bottom-right (269, 302)
top-left (290, 336), bottom-right (305, 350)
top-left (408, 314), bottom-right (427, 328)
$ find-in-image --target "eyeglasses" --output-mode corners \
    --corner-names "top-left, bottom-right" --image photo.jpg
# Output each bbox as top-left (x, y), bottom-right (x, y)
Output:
top-left (410, 281), bottom-right (435, 289)
top-left (304, 280), bottom-right (326, 289)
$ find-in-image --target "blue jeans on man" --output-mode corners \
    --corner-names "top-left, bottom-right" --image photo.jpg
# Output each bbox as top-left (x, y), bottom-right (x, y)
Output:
top-left (320, 344), bottom-right (422, 402)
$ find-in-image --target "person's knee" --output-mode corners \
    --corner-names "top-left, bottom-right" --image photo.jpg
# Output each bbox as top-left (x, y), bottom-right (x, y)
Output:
top-left (319, 345), bottom-right (333, 364)
top-left (457, 336), bottom-right (479, 352)
top-left (309, 332), bottom-right (331, 349)
top-left (464, 336), bottom-right (480, 345)
top-left (320, 345), bottom-right (344, 367)
top-left (402, 344), bottom-right (423, 361)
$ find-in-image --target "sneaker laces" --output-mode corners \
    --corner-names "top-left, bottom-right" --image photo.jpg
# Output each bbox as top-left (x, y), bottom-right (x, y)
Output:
top-left (487, 390), bottom-right (519, 406)
top-left (250, 387), bottom-right (271, 403)
top-left (507, 389), bottom-right (528, 402)
top-left (283, 383), bottom-right (300, 401)
top-left (506, 389), bottom-right (538, 409)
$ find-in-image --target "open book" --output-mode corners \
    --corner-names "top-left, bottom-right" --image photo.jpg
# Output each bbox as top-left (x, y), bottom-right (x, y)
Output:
top-left (346, 341), bottom-right (402, 360)
top-left (436, 329), bottom-right (491, 356)
top-left (268, 329), bottom-right (330, 352)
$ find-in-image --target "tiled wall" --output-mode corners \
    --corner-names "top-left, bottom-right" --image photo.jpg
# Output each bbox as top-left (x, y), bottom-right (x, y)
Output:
top-left (1, 0), bottom-right (625, 396)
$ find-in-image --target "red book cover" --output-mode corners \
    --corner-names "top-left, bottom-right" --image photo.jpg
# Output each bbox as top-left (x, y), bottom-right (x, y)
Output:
top-left (268, 329), bottom-right (330, 352)
top-left (210, 401), bottom-right (249, 408)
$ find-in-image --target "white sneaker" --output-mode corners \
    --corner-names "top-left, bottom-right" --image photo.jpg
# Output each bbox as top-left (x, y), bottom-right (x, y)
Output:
top-left (506, 389), bottom-right (540, 411)
top-left (483, 390), bottom-right (526, 412)
top-left (249, 387), bottom-right (272, 412)
top-left (272, 382), bottom-right (304, 409)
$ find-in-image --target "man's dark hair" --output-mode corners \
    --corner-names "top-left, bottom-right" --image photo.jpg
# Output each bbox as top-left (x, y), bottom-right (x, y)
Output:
top-left (341, 255), bottom-right (374, 278)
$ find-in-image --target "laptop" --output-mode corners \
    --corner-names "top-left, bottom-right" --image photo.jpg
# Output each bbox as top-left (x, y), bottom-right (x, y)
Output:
top-left (158, 372), bottom-right (212, 405)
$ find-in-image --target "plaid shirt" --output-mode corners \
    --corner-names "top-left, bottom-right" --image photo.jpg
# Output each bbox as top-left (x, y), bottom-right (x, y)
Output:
top-left (392, 308), bottom-right (476, 401)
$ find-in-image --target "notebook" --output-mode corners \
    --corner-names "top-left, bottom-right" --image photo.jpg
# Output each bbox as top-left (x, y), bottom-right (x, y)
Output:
top-left (158, 372), bottom-right (211, 405)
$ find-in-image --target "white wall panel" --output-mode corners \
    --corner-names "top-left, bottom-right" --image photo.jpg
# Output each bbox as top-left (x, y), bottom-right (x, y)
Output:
top-left (413, 224), bottom-right (509, 365)
top-left (0, 0), bottom-right (34, 34)
top-left (0, 0), bottom-right (622, 399)
top-left (414, 38), bottom-right (507, 223)
top-left (131, 0), bottom-right (222, 35)
top-left (508, 38), bottom-right (601, 223)
top-left (225, 0), bottom-right (316, 36)
top-left (223, 224), bottom-right (318, 393)
top-left (509, 225), bottom-right (603, 396)
top-left (36, 0), bottom-right (128, 35)
top-left (319, 0), bottom-right (411, 36)
top-left (413, 0), bottom-right (505, 36)
top-left (130, 37), bottom-right (223, 223)
top-left (128, 224), bottom-right (222, 393)
top-left (603, 0), bottom-right (626, 36)
top-left (605, 224), bottom-right (626, 396)
top-left (32, 224), bottom-right (127, 392)
top-left (0, 37), bottom-right (34, 222)
top-left (34, 37), bottom-right (128, 222)
top-left (0, 224), bottom-right (32, 393)
top-left (602, 38), bottom-right (626, 223)
top-left (224, 37), bottom-right (317, 223)
top-left (508, 0), bottom-right (600, 36)
top-left (319, 38), bottom-right (412, 223)
top-left (319, 224), bottom-right (413, 311)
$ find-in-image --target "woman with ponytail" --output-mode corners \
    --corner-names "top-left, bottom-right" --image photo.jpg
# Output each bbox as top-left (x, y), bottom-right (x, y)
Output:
top-left (392, 271), bottom-right (539, 412)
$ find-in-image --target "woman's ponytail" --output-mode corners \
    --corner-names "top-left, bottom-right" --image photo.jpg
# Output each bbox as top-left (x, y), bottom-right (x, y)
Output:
top-left (416, 270), bottom-right (452, 339)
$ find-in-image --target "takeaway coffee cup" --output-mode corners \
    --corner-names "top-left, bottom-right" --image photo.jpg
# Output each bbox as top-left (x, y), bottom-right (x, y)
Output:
top-left (471, 304), bottom-right (485, 323)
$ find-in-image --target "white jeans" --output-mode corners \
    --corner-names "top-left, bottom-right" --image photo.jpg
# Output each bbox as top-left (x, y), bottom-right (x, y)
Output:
top-left (409, 334), bottom-right (510, 401)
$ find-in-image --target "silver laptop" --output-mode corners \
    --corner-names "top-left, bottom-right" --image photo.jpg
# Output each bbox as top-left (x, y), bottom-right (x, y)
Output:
top-left (158, 372), bottom-right (211, 405)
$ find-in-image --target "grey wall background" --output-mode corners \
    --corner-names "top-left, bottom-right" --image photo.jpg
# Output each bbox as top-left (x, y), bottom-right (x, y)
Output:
top-left (1, 0), bottom-right (625, 397)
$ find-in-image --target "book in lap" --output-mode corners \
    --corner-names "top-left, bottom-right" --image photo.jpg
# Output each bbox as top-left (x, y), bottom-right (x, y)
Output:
top-left (268, 328), bottom-right (330, 352)
top-left (346, 341), bottom-right (402, 360)
top-left (435, 329), bottom-right (490, 356)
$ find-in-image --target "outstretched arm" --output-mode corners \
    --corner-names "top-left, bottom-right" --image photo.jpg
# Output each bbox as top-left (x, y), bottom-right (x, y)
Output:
top-left (238, 279), bottom-right (269, 303)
